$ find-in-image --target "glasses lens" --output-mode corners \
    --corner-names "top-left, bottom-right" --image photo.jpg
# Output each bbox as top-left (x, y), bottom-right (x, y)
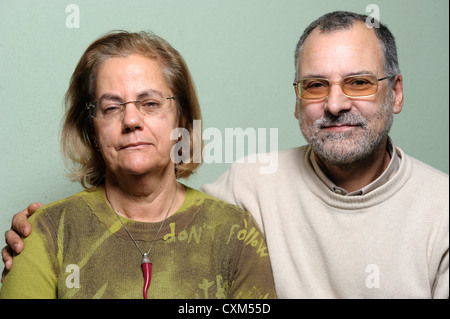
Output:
top-left (91, 94), bottom-right (174, 119)
top-left (342, 75), bottom-right (378, 97)
top-left (97, 100), bottom-right (122, 119)
top-left (138, 97), bottom-right (166, 115)
top-left (299, 79), bottom-right (330, 99)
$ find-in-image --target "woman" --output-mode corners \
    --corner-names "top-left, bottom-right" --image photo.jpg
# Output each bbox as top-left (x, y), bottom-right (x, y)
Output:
top-left (0, 31), bottom-right (276, 299)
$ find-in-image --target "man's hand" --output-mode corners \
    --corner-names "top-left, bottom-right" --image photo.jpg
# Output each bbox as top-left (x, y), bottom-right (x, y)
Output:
top-left (2, 202), bottom-right (42, 282)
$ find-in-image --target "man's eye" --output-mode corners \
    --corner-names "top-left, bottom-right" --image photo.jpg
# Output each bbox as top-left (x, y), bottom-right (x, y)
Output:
top-left (352, 79), bottom-right (370, 86)
top-left (309, 82), bottom-right (325, 88)
top-left (303, 80), bottom-right (328, 90)
top-left (346, 78), bottom-right (374, 88)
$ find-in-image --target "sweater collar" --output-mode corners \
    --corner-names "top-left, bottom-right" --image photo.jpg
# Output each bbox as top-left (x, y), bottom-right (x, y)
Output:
top-left (309, 137), bottom-right (401, 196)
top-left (90, 185), bottom-right (199, 241)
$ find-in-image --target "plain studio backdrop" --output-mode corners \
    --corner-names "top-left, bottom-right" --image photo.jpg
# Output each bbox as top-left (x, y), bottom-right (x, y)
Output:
top-left (0, 0), bottom-right (448, 276)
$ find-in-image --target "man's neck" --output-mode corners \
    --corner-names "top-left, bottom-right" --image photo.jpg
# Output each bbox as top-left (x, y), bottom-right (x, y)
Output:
top-left (314, 141), bottom-right (391, 193)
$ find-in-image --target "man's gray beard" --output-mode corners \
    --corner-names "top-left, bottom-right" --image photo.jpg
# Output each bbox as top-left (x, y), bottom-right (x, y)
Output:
top-left (300, 95), bottom-right (394, 168)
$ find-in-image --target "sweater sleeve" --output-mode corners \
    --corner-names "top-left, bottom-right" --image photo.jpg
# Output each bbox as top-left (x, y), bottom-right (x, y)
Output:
top-left (432, 250), bottom-right (449, 299)
top-left (0, 209), bottom-right (59, 299)
top-left (227, 212), bottom-right (277, 299)
top-left (201, 165), bottom-right (239, 207)
top-left (431, 212), bottom-right (449, 299)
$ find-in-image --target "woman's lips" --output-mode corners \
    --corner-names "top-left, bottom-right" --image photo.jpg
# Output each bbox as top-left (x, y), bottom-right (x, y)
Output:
top-left (119, 142), bottom-right (152, 150)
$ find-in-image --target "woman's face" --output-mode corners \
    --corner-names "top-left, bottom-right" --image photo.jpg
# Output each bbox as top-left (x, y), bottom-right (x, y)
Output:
top-left (93, 54), bottom-right (179, 178)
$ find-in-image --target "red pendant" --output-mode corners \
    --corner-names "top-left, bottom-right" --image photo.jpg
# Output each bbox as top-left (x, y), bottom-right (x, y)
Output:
top-left (142, 254), bottom-right (152, 299)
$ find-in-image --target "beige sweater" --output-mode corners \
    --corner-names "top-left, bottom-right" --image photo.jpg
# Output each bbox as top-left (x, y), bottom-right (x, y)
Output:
top-left (202, 145), bottom-right (449, 298)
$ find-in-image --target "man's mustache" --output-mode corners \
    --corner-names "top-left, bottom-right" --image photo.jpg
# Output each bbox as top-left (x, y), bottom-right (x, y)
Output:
top-left (315, 112), bottom-right (368, 129)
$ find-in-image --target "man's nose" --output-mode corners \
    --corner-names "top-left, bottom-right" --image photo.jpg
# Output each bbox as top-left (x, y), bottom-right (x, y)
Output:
top-left (324, 83), bottom-right (352, 116)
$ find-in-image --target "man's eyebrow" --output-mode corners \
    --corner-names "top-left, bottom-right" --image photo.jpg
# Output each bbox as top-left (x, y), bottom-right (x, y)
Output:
top-left (300, 74), bottom-right (327, 79)
top-left (344, 70), bottom-right (376, 77)
top-left (300, 70), bottom-right (376, 79)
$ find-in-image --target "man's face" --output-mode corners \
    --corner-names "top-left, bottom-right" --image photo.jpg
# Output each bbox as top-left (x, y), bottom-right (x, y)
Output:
top-left (295, 22), bottom-right (403, 166)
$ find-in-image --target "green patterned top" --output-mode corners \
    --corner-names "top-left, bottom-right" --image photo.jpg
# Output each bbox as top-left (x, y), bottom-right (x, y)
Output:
top-left (0, 186), bottom-right (276, 299)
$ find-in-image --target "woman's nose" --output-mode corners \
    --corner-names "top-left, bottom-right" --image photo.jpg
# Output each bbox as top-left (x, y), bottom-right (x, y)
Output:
top-left (122, 102), bottom-right (143, 132)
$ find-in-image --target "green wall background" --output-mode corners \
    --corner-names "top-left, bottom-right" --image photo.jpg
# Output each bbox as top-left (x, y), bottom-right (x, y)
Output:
top-left (0, 0), bottom-right (448, 271)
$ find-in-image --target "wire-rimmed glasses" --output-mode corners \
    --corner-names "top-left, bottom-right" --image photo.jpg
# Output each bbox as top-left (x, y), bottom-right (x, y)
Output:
top-left (293, 74), bottom-right (393, 100)
top-left (86, 92), bottom-right (176, 119)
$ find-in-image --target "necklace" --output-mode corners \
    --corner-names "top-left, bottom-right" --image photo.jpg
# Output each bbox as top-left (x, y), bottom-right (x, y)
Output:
top-left (105, 183), bottom-right (178, 299)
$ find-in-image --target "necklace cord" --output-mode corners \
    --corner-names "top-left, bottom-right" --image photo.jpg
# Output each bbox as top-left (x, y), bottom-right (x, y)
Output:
top-left (105, 182), bottom-right (178, 299)
top-left (106, 182), bottom-right (178, 256)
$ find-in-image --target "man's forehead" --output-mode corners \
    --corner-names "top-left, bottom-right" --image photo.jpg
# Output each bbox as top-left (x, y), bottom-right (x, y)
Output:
top-left (304, 21), bottom-right (379, 49)
top-left (298, 22), bottom-right (383, 77)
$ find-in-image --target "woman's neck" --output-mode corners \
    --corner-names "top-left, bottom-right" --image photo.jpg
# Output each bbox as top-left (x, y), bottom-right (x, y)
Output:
top-left (103, 168), bottom-right (184, 222)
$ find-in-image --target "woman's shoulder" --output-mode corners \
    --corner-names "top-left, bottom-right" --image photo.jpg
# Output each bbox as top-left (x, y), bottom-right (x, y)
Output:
top-left (32, 188), bottom-right (103, 225)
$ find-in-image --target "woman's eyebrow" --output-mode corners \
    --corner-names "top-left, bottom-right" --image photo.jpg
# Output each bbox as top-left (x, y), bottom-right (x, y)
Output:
top-left (97, 89), bottom-right (164, 102)
top-left (136, 89), bottom-right (163, 100)
top-left (97, 93), bottom-right (122, 102)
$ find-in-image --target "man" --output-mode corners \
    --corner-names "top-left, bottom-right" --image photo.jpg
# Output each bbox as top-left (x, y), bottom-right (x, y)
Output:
top-left (3, 11), bottom-right (449, 298)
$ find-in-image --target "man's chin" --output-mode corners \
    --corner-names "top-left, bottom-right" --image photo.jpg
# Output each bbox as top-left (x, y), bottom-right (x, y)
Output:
top-left (310, 138), bottom-right (371, 165)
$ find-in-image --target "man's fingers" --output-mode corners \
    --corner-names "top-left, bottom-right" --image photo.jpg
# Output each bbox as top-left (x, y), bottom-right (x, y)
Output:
top-left (1, 245), bottom-right (13, 283)
top-left (10, 203), bottom-right (42, 237)
top-left (1, 246), bottom-right (13, 270)
top-left (11, 212), bottom-right (32, 237)
top-left (4, 230), bottom-right (24, 254)
top-left (2, 203), bottom-right (42, 283)
top-left (1, 268), bottom-right (7, 283)
top-left (27, 202), bottom-right (43, 215)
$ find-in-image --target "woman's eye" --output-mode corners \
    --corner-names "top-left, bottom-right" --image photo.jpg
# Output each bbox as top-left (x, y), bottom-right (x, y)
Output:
top-left (102, 105), bottom-right (121, 114)
top-left (142, 101), bottom-right (160, 108)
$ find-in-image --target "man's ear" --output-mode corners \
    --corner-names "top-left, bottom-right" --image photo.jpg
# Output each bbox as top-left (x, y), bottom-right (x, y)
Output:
top-left (294, 100), bottom-right (300, 119)
top-left (392, 74), bottom-right (404, 114)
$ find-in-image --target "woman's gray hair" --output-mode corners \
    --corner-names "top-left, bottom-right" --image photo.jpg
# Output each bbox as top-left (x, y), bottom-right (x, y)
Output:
top-left (294, 11), bottom-right (400, 86)
top-left (61, 30), bottom-right (203, 189)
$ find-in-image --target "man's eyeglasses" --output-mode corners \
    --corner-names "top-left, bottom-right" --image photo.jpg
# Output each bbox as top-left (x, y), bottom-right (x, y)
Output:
top-left (86, 93), bottom-right (176, 120)
top-left (293, 74), bottom-right (393, 100)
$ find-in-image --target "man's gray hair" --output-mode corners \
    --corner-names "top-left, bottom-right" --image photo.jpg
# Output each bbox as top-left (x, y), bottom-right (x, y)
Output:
top-left (294, 11), bottom-right (400, 84)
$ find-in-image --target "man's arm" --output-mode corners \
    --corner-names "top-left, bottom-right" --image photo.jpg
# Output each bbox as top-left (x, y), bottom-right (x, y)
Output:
top-left (201, 162), bottom-right (266, 235)
top-left (1, 203), bottom-right (42, 282)
top-left (201, 167), bottom-right (238, 207)
top-left (432, 249), bottom-right (449, 298)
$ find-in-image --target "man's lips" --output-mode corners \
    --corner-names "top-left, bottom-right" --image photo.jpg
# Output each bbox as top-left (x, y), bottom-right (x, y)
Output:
top-left (321, 124), bottom-right (361, 132)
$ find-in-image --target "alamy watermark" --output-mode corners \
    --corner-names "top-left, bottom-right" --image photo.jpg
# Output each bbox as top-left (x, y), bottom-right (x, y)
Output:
top-left (65, 4), bottom-right (80, 29)
top-left (65, 3), bottom-right (381, 30)
top-left (170, 120), bottom-right (279, 174)
top-left (365, 4), bottom-right (380, 28)
top-left (65, 264), bottom-right (80, 288)
top-left (365, 264), bottom-right (380, 289)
